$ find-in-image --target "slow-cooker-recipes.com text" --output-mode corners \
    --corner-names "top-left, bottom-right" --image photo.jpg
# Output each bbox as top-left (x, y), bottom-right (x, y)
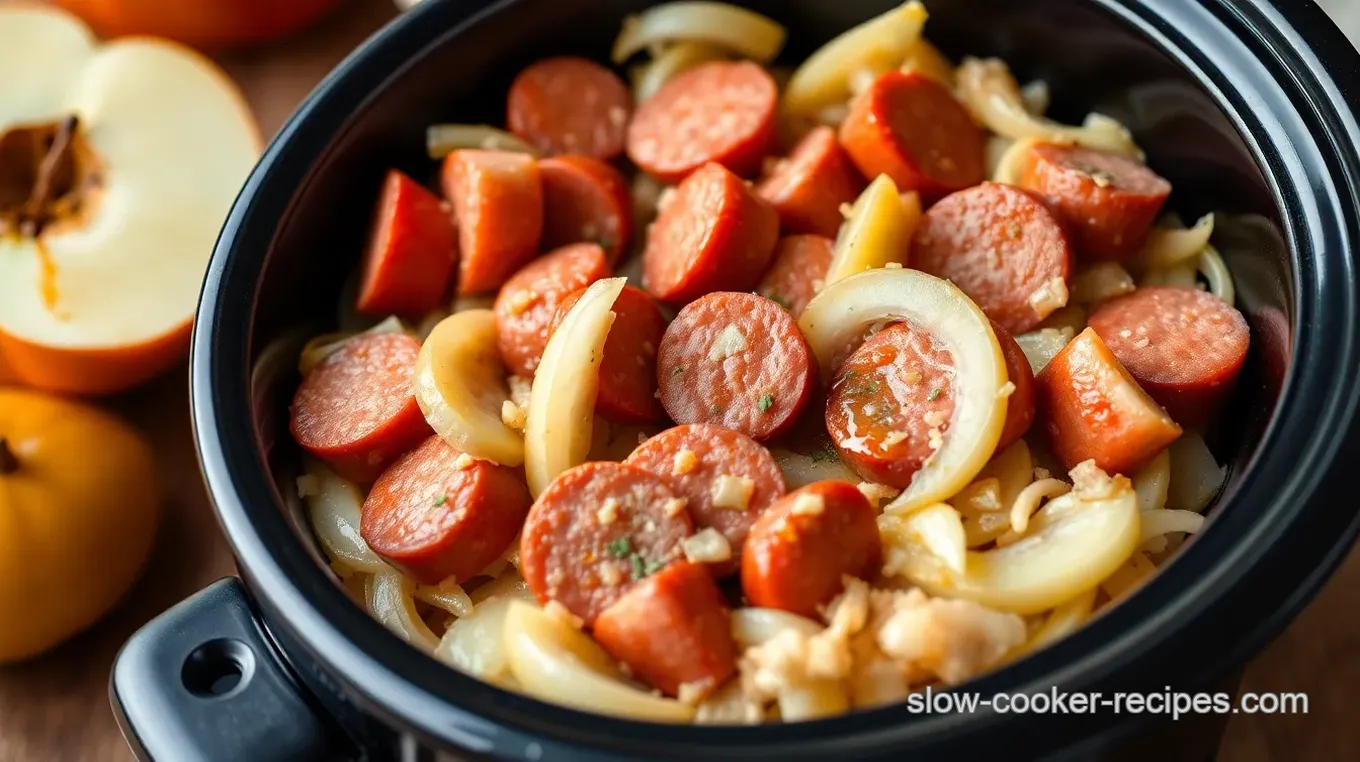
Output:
top-left (289, 1), bottom-right (1246, 724)
top-left (902, 687), bottom-right (1309, 720)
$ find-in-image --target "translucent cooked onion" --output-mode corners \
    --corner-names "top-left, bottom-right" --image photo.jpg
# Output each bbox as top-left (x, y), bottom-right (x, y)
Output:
top-left (783, 1), bottom-right (929, 116)
top-left (990, 136), bottom-right (1038, 185)
top-left (302, 460), bottom-right (389, 575)
top-left (825, 177), bottom-right (919, 286)
top-left (298, 315), bottom-right (406, 375)
top-left (778, 681), bottom-right (850, 721)
top-left (1020, 79), bottom-right (1051, 116)
top-left (414, 578), bottom-right (474, 617)
top-left (958, 441), bottom-right (1034, 546)
top-left (800, 268), bottom-right (1008, 515)
top-left (1198, 245), bottom-right (1235, 305)
top-left (436, 583), bottom-right (537, 683)
top-left (1166, 431), bottom-right (1224, 513)
top-left (1140, 509), bottom-right (1205, 542)
top-left (880, 503), bottom-right (966, 574)
top-left (1139, 264), bottom-right (1198, 290)
top-left (1006, 588), bottom-right (1095, 661)
top-left (426, 124), bottom-right (539, 159)
top-left (1133, 449), bottom-right (1171, 513)
top-left (632, 41), bottom-right (728, 102)
top-left (525, 277), bottom-right (627, 496)
top-left (450, 293), bottom-right (496, 314)
top-left (1014, 327), bottom-right (1073, 375)
top-left (731, 607), bottom-right (823, 648)
top-left (367, 570), bottom-right (442, 653)
top-left (612, 2), bottom-right (786, 65)
top-left (1070, 263), bottom-right (1136, 306)
top-left (414, 310), bottom-right (524, 466)
top-left (769, 447), bottom-right (860, 489)
top-left (956, 57), bottom-right (1140, 157)
top-left (1099, 551), bottom-right (1157, 601)
top-left (1139, 213), bottom-right (1215, 268)
top-left (899, 38), bottom-right (954, 88)
top-left (503, 601), bottom-right (695, 721)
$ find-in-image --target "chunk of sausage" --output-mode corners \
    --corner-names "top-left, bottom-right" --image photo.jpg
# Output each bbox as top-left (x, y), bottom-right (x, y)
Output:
top-left (592, 561), bottom-right (737, 699)
top-left (290, 332), bottom-right (431, 483)
top-left (838, 69), bottom-right (984, 202)
top-left (494, 242), bottom-right (611, 377)
top-left (520, 462), bottom-right (694, 624)
top-left (539, 154), bottom-right (633, 263)
top-left (552, 284), bottom-right (667, 423)
top-left (912, 182), bottom-right (1074, 334)
top-left (657, 292), bottom-right (817, 442)
top-left (1019, 142), bottom-right (1171, 261)
top-left (825, 322), bottom-right (955, 488)
top-left (356, 170), bottom-right (456, 317)
top-left (642, 162), bottom-right (779, 305)
top-left (360, 436), bottom-right (531, 584)
top-left (1036, 327), bottom-right (1183, 474)
top-left (755, 234), bottom-right (835, 319)
top-left (624, 424), bottom-right (786, 576)
top-left (1087, 287), bottom-right (1249, 426)
top-left (756, 126), bottom-right (864, 238)
top-left (742, 481), bottom-right (882, 618)
top-left (627, 60), bottom-right (778, 183)
top-left (993, 321), bottom-right (1036, 451)
top-left (506, 56), bottom-right (631, 159)
top-left (442, 149), bottom-right (544, 294)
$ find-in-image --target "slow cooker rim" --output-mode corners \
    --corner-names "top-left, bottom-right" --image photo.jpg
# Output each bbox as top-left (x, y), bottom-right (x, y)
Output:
top-left (190, 0), bottom-right (1360, 758)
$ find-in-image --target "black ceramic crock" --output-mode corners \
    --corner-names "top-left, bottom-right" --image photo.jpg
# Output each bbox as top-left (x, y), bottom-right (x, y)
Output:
top-left (109, 1), bottom-right (1360, 760)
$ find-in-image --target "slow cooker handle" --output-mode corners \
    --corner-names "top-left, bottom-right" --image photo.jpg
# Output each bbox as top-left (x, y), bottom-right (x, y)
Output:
top-left (110, 577), bottom-right (348, 762)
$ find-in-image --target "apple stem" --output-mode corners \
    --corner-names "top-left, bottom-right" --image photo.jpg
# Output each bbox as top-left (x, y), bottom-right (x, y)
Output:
top-left (0, 438), bottom-right (16, 475)
top-left (20, 115), bottom-right (79, 237)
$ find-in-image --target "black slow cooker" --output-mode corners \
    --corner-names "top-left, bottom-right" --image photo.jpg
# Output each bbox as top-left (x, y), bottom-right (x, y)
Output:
top-left (110, 0), bottom-right (1360, 760)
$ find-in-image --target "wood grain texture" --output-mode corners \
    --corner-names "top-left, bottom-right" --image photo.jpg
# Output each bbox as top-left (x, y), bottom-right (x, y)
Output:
top-left (0, 1), bottom-right (1354, 760)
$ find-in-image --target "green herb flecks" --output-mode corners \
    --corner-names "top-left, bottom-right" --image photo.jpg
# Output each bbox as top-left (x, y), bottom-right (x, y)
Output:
top-left (433, 495), bottom-right (447, 507)
top-left (607, 536), bottom-right (633, 558)
top-left (758, 393), bottom-right (774, 413)
top-left (928, 386), bottom-right (943, 401)
top-left (710, 404), bottom-right (723, 415)
top-left (671, 366), bottom-right (685, 376)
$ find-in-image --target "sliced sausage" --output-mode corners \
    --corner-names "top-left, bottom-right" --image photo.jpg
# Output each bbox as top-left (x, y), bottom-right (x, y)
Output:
top-left (912, 182), bottom-right (1074, 334)
top-left (993, 321), bottom-right (1036, 450)
top-left (540, 155), bottom-right (633, 263)
top-left (627, 60), bottom-right (778, 183)
top-left (356, 170), bottom-right (456, 317)
top-left (741, 481), bottom-right (882, 618)
top-left (290, 332), bottom-right (431, 484)
top-left (506, 56), bottom-right (631, 159)
top-left (756, 126), bottom-right (864, 238)
top-left (442, 149), bottom-right (544, 295)
top-left (624, 424), bottom-right (786, 576)
top-left (1087, 287), bottom-right (1249, 426)
top-left (657, 292), bottom-right (817, 442)
top-left (642, 162), bottom-right (779, 305)
top-left (837, 69), bottom-right (984, 202)
top-left (520, 462), bottom-right (694, 623)
top-left (592, 561), bottom-right (737, 699)
top-left (552, 284), bottom-right (667, 423)
top-left (755, 234), bottom-right (835, 318)
top-left (1036, 327), bottom-right (1183, 474)
top-left (825, 322), bottom-right (955, 488)
top-left (494, 242), bottom-right (611, 377)
top-left (1019, 142), bottom-right (1171, 261)
top-left (360, 436), bottom-right (531, 584)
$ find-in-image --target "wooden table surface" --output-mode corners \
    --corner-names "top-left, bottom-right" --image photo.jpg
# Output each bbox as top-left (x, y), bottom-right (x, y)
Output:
top-left (0, 1), bottom-right (1356, 760)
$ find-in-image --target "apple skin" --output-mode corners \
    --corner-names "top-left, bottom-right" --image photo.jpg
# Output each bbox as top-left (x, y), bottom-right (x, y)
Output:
top-left (53, 0), bottom-right (344, 51)
top-left (0, 320), bottom-right (191, 396)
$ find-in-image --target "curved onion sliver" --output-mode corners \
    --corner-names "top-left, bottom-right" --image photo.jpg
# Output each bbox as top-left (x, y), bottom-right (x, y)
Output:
top-left (1140, 509), bottom-right (1205, 542)
top-left (1139, 263), bottom-right (1198, 290)
top-left (883, 481), bottom-right (1140, 614)
top-left (414, 579), bottom-right (474, 617)
top-left (426, 124), bottom-right (539, 159)
top-left (302, 461), bottom-right (389, 575)
top-left (632, 41), bottom-right (728, 102)
top-left (612, 2), bottom-right (785, 64)
top-left (769, 447), bottom-right (860, 489)
top-left (899, 38), bottom-right (954, 87)
top-left (879, 503), bottom-right (966, 574)
top-left (801, 269), bottom-right (1008, 515)
top-left (1133, 449), bottom-right (1170, 513)
top-left (1006, 588), bottom-right (1095, 662)
top-left (1139, 213), bottom-right (1215, 268)
top-left (990, 136), bottom-right (1038, 185)
top-left (778, 681), bottom-right (850, 722)
top-left (1099, 551), bottom-right (1157, 601)
top-left (783, 1), bottom-right (929, 116)
top-left (414, 310), bottom-right (524, 466)
top-left (956, 57), bottom-right (1140, 158)
top-left (1006, 478), bottom-right (1072, 536)
top-left (367, 571), bottom-right (442, 653)
top-left (1014, 327), bottom-right (1073, 375)
top-left (436, 585), bottom-right (537, 683)
top-left (825, 176), bottom-right (919, 286)
top-left (731, 607), bottom-right (823, 648)
top-left (470, 571), bottom-right (530, 604)
top-left (503, 601), bottom-right (696, 721)
top-left (959, 441), bottom-right (1034, 546)
top-left (298, 315), bottom-right (406, 376)
top-left (1070, 263), bottom-right (1136, 306)
top-left (525, 278), bottom-right (627, 495)
top-left (1166, 431), bottom-right (1224, 513)
top-left (1197, 245), bottom-right (1235, 305)
top-left (1020, 79), bottom-right (1051, 116)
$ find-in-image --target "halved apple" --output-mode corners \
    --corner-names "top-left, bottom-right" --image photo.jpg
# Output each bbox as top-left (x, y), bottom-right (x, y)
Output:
top-left (0, 5), bottom-right (260, 395)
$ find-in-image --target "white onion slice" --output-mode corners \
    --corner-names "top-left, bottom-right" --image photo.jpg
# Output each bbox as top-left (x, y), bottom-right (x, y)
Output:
top-left (436, 585), bottom-right (537, 683)
top-left (503, 601), bottom-right (695, 721)
top-left (1140, 509), bottom-right (1205, 542)
top-left (1139, 214), bottom-right (1215, 268)
top-left (298, 315), bottom-right (407, 376)
top-left (990, 136), bottom-right (1038, 185)
top-left (1020, 79), bottom-right (1051, 116)
top-left (783, 1), bottom-right (929, 116)
top-left (1132, 449), bottom-right (1170, 513)
top-left (825, 176), bottom-right (919, 286)
top-left (1139, 263), bottom-right (1198, 290)
top-left (1014, 327), bottom-right (1074, 375)
top-left (612, 2), bottom-right (785, 65)
top-left (367, 570), bottom-right (442, 653)
top-left (413, 310), bottom-right (524, 466)
top-left (632, 41), bottom-right (728, 102)
top-left (525, 277), bottom-right (627, 495)
top-left (414, 579), bottom-right (474, 617)
top-left (426, 124), bottom-right (539, 159)
top-left (1166, 431), bottom-right (1225, 513)
top-left (1099, 551), bottom-right (1158, 601)
top-left (1007, 588), bottom-right (1095, 661)
top-left (1197, 245), bottom-right (1235, 305)
top-left (769, 447), bottom-right (860, 489)
top-left (731, 608), bottom-right (823, 649)
top-left (778, 681), bottom-right (850, 722)
top-left (1070, 262), bottom-right (1136, 306)
top-left (302, 461), bottom-right (389, 575)
top-left (879, 503), bottom-right (966, 574)
top-left (800, 268), bottom-right (1008, 516)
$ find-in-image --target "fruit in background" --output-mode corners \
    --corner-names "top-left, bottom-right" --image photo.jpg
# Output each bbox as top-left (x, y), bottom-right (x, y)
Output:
top-left (0, 5), bottom-right (261, 395)
top-left (53, 0), bottom-right (343, 51)
top-left (0, 388), bottom-right (160, 662)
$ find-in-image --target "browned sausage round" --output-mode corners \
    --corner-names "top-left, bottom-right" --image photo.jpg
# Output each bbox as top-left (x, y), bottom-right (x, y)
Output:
top-left (993, 321), bottom-right (1036, 450)
top-left (360, 436), bottom-right (531, 584)
top-left (756, 126), bottom-right (864, 238)
top-left (912, 182), bottom-right (1074, 334)
top-left (1087, 286), bottom-right (1249, 426)
top-left (290, 332), bottom-right (431, 484)
top-left (494, 242), bottom-right (611, 378)
top-left (355, 169), bottom-right (456, 317)
top-left (1019, 142), bottom-right (1171, 261)
top-left (592, 561), bottom-right (737, 699)
top-left (540, 155), bottom-right (633, 263)
top-left (519, 462), bottom-right (694, 624)
top-left (642, 162), bottom-right (780, 305)
top-left (741, 481), bottom-right (882, 618)
top-left (442, 149), bottom-right (544, 295)
top-left (755, 234), bottom-right (835, 319)
top-left (552, 284), bottom-right (667, 423)
top-left (507, 56), bottom-right (632, 159)
top-left (624, 423), bottom-right (786, 575)
top-left (657, 292), bottom-right (817, 442)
